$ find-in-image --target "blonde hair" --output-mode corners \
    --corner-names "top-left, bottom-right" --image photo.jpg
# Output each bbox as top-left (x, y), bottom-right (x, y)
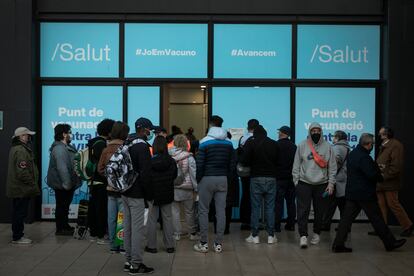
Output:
top-left (174, 134), bottom-right (188, 151)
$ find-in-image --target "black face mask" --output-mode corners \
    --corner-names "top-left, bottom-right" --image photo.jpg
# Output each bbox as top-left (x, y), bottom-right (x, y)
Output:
top-left (311, 133), bottom-right (321, 144)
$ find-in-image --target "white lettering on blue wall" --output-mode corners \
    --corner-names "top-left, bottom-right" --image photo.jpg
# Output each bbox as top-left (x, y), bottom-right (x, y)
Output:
top-left (51, 43), bottom-right (111, 62)
top-left (310, 45), bottom-right (369, 64)
top-left (230, 49), bottom-right (277, 57)
top-left (135, 48), bottom-right (197, 57)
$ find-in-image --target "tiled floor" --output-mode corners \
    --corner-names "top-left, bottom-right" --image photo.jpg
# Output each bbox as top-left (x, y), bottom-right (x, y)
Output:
top-left (0, 222), bottom-right (413, 275)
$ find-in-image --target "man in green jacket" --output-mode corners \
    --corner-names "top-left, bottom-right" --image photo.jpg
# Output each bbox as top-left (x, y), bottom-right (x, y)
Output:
top-left (6, 127), bottom-right (40, 244)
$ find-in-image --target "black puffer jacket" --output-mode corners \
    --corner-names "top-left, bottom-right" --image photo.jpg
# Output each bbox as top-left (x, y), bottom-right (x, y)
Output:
top-left (151, 153), bottom-right (177, 206)
top-left (275, 138), bottom-right (297, 181)
top-left (346, 144), bottom-right (383, 201)
top-left (240, 126), bottom-right (279, 178)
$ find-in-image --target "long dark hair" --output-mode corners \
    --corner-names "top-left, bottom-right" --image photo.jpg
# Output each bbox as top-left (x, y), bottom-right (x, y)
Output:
top-left (152, 136), bottom-right (168, 156)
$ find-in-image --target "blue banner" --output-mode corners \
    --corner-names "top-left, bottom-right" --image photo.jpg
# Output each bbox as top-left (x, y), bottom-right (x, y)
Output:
top-left (214, 24), bottom-right (292, 79)
top-left (125, 24), bottom-right (208, 78)
top-left (128, 86), bottom-right (160, 131)
top-left (297, 25), bottom-right (380, 79)
top-left (41, 23), bottom-right (119, 78)
top-left (295, 87), bottom-right (376, 150)
top-left (41, 86), bottom-right (123, 219)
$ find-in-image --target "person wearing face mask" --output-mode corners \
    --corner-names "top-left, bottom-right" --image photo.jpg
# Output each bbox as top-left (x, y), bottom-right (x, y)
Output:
top-left (292, 122), bottom-right (337, 249)
top-left (46, 124), bottom-right (81, 236)
top-left (121, 117), bottom-right (156, 275)
top-left (7, 127), bottom-right (40, 244)
top-left (368, 127), bottom-right (413, 237)
top-left (332, 133), bottom-right (406, 253)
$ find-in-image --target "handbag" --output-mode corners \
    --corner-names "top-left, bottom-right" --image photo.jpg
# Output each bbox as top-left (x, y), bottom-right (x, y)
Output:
top-left (307, 139), bottom-right (328, 168)
top-left (236, 163), bottom-right (251, 177)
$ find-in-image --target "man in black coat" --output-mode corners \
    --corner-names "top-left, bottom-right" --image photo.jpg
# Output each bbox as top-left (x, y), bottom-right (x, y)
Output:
top-left (332, 133), bottom-right (406, 253)
top-left (241, 125), bottom-right (279, 244)
top-left (274, 126), bottom-right (297, 232)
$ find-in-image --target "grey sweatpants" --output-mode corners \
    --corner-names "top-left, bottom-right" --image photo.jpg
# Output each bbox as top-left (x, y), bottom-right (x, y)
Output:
top-left (147, 203), bottom-right (175, 249)
top-left (122, 196), bottom-right (146, 267)
top-left (198, 176), bottom-right (227, 245)
top-left (172, 199), bottom-right (196, 236)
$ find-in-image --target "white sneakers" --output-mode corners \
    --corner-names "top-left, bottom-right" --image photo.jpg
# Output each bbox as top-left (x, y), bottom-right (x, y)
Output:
top-left (12, 237), bottom-right (32, 245)
top-left (174, 233), bottom-right (181, 241)
top-left (97, 238), bottom-right (110, 245)
top-left (245, 234), bottom-right (260, 244)
top-left (193, 242), bottom-right (223, 253)
top-left (300, 234), bottom-right (320, 248)
top-left (267, 235), bottom-right (277, 244)
top-left (300, 236), bottom-right (308, 248)
top-left (310, 234), bottom-right (320, 245)
top-left (213, 243), bottom-right (223, 253)
top-left (246, 234), bottom-right (277, 244)
top-left (193, 242), bottom-right (209, 253)
top-left (189, 233), bottom-right (200, 241)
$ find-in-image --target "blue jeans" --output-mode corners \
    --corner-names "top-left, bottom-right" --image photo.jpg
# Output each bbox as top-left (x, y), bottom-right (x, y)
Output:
top-left (250, 177), bottom-right (277, 237)
top-left (108, 195), bottom-right (123, 250)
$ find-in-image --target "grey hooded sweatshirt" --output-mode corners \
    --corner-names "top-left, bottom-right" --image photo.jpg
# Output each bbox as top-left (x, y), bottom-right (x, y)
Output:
top-left (292, 122), bottom-right (337, 186)
top-left (333, 139), bottom-right (351, 197)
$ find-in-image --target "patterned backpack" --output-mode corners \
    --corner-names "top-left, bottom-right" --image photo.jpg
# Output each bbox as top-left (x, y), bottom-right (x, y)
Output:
top-left (105, 139), bottom-right (145, 193)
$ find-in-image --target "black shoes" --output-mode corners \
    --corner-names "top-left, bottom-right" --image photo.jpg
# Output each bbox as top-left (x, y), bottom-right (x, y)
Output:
top-left (166, 248), bottom-right (175, 253)
top-left (129, 263), bottom-right (154, 275)
top-left (284, 224), bottom-right (295, 231)
top-left (240, 224), bottom-right (251, 231)
top-left (144, 247), bottom-right (158, 254)
top-left (320, 225), bottom-right (331, 232)
top-left (332, 245), bottom-right (353, 253)
top-left (386, 239), bottom-right (407, 252)
top-left (55, 229), bottom-right (74, 236)
top-left (367, 231), bottom-right (378, 236)
top-left (400, 224), bottom-right (414, 237)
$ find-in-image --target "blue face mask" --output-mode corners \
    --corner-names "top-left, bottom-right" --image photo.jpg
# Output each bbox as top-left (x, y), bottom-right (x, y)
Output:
top-left (146, 130), bottom-right (154, 141)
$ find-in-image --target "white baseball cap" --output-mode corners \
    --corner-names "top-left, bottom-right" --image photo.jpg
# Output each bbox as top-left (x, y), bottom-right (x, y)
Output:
top-left (13, 127), bottom-right (36, 138)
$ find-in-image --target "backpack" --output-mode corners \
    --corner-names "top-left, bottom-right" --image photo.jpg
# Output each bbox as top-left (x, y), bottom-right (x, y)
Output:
top-left (73, 139), bottom-right (106, 181)
top-left (105, 138), bottom-right (146, 193)
top-left (174, 160), bottom-right (185, 186)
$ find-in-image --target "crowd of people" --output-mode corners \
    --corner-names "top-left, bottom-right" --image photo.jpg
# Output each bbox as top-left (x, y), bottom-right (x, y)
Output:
top-left (6, 115), bottom-right (413, 275)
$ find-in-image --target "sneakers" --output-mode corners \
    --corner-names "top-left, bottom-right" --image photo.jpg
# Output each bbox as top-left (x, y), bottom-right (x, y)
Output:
top-left (189, 233), bottom-right (200, 241)
top-left (123, 262), bottom-right (131, 272)
top-left (214, 243), bottom-right (223, 253)
top-left (144, 246), bottom-right (158, 254)
top-left (310, 234), bottom-right (320, 245)
top-left (245, 234), bottom-right (260, 244)
top-left (129, 263), bottom-right (154, 275)
top-left (268, 235), bottom-right (277, 244)
top-left (193, 242), bottom-right (209, 253)
top-left (12, 237), bottom-right (33, 245)
top-left (166, 248), bottom-right (175, 254)
top-left (174, 233), bottom-right (181, 241)
top-left (300, 236), bottom-right (308, 249)
top-left (97, 238), bottom-right (110, 245)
